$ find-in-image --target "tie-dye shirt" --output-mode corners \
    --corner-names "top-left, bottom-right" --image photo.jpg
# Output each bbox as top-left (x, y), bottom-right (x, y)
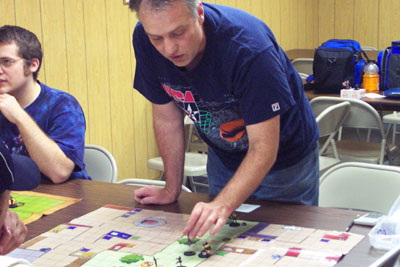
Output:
top-left (0, 81), bottom-right (89, 180)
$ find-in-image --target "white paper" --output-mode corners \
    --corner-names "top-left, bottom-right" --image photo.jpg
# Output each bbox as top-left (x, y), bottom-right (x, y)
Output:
top-left (235, 203), bottom-right (260, 213)
top-left (365, 93), bottom-right (386, 99)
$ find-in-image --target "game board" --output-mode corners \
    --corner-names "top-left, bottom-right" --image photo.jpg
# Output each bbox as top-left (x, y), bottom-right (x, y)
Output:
top-left (10, 191), bottom-right (81, 224)
top-left (9, 205), bottom-right (365, 267)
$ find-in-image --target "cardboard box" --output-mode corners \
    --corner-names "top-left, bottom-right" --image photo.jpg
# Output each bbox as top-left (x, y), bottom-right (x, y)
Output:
top-left (340, 88), bottom-right (366, 99)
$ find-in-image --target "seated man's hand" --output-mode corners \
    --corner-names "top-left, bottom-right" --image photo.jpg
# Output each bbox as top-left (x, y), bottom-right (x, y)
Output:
top-left (0, 210), bottom-right (27, 255)
top-left (0, 94), bottom-right (25, 125)
top-left (134, 185), bottom-right (179, 205)
top-left (183, 201), bottom-right (233, 240)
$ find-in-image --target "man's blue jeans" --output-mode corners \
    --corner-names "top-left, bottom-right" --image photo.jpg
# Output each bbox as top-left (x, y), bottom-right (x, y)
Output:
top-left (207, 144), bottom-right (319, 206)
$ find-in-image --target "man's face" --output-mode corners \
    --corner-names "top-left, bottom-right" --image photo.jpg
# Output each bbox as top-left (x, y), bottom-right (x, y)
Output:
top-left (0, 42), bottom-right (34, 95)
top-left (138, 1), bottom-right (206, 70)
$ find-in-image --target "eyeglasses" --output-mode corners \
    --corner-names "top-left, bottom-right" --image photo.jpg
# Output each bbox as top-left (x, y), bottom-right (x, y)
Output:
top-left (0, 58), bottom-right (22, 69)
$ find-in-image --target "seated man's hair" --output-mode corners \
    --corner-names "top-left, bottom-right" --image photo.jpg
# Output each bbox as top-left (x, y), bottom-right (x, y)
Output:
top-left (0, 25), bottom-right (42, 80)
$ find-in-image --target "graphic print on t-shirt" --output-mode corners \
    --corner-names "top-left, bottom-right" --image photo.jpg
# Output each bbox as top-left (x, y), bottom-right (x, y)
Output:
top-left (162, 83), bottom-right (213, 134)
top-left (219, 119), bottom-right (246, 142)
top-left (161, 83), bottom-right (248, 152)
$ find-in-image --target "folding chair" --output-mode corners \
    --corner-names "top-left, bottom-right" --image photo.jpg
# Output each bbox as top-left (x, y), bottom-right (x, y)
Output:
top-left (319, 162), bottom-right (400, 214)
top-left (310, 97), bottom-right (390, 165)
top-left (291, 58), bottom-right (313, 76)
top-left (84, 145), bottom-right (118, 183)
top-left (314, 101), bottom-right (351, 173)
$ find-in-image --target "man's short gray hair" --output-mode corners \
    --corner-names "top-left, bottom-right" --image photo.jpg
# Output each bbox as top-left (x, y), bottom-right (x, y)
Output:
top-left (129, 0), bottom-right (200, 18)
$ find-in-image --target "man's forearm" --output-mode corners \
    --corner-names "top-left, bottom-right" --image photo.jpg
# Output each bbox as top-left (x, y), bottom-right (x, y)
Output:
top-left (153, 106), bottom-right (186, 198)
top-left (214, 145), bottom-right (277, 213)
top-left (15, 112), bottom-right (74, 183)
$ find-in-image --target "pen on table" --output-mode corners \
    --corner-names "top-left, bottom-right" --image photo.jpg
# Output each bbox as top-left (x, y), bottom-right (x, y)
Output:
top-left (346, 214), bottom-right (360, 232)
top-left (345, 220), bottom-right (354, 232)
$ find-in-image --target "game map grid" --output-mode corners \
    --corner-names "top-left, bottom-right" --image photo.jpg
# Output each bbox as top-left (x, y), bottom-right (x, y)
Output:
top-left (8, 205), bottom-right (365, 267)
top-left (10, 191), bottom-right (81, 224)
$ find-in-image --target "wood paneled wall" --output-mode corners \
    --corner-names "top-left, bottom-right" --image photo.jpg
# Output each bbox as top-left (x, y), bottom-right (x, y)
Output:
top-left (0, 0), bottom-right (399, 180)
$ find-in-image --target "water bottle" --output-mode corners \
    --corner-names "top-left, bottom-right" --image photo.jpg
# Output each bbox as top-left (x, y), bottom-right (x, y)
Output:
top-left (363, 60), bottom-right (380, 93)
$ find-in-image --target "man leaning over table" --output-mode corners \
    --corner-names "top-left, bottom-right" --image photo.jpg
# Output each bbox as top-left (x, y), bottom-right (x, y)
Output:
top-left (0, 25), bottom-right (89, 183)
top-left (0, 140), bottom-right (41, 266)
top-left (129, 0), bottom-right (319, 240)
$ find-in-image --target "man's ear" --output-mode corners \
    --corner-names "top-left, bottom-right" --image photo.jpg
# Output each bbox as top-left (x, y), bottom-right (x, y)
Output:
top-left (29, 58), bottom-right (40, 73)
top-left (197, 2), bottom-right (204, 25)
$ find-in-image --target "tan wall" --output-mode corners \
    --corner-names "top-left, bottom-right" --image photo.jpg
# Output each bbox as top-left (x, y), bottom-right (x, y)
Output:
top-left (0, 0), bottom-right (399, 180)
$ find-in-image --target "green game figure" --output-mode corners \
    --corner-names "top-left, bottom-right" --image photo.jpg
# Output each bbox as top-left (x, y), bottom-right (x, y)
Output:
top-left (198, 242), bottom-right (211, 258)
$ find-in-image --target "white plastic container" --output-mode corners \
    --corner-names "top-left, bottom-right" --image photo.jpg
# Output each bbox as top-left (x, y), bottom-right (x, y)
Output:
top-left (369, 195), bottom-right (400, 250)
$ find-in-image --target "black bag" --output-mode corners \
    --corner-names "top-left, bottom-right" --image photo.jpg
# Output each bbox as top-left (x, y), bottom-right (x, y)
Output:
top-left (378, 41), bottom-right (400, 93)
top-left (312, 39), bottom-right (368, 93)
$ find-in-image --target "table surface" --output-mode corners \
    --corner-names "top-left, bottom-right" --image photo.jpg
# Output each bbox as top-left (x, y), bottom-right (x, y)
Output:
top-left (305, 89), bottom-right (400, 112)
top-left (26, 179), bottom-right (386, 266)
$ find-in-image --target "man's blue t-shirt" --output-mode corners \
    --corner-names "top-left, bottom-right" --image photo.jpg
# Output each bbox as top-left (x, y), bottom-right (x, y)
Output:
top-left (0, 81), bottom-right (90, 180)
top-left (133, 3), bottom-right (319, 171)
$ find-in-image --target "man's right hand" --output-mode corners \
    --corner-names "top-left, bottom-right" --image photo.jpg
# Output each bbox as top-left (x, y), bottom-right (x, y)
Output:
top-left (0, 93), bottom-right (25, 124)
top-left (0, 210), bottom-right (27, 255)
top-left (134, 185), bottom-right (179, 205)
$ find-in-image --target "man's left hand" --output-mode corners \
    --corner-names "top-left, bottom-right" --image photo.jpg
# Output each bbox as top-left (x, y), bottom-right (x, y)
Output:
top-left (134, 185), bottom-right (179, 205)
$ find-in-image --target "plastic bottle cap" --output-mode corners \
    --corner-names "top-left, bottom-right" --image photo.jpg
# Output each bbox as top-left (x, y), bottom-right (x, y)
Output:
top-left (364, 62), bottom-right (379, 73)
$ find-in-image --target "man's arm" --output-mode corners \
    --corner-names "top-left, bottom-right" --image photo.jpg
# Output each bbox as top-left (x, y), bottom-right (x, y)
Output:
top-left (134, 101), bottom-right (186, 204)
top-left (184, 115), bottom-right (280, 240)
top-left (0, 94), bottom-right (74, 184)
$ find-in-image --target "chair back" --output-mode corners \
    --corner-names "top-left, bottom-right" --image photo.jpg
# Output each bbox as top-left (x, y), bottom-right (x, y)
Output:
top-left (310, 97), bottom-right (385, 136)
top-left (310, 97), bottom-right (388, 164)
top-left (292, 58), bottom-right (313, 75)
top-left (361, 46), bottom-right (378, 51)
top-left (84, 145), bottom-right (118, 183)
top-left (316, 101), bottom-right (350, 141)
top-left (315, 101), bottom-right (350, 157)
top-left (369, 244), bottom-right (400, 267)
top-left (319, 162), bottom-right (400, 214)
top-left (117, 178), bottom-right (192, 192)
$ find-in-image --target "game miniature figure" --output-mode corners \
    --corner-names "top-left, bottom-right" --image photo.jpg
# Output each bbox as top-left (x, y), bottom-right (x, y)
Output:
top-left (176, 256), bottom-right (184, 267)
top-left (9, 196), bottom-right (18, 208)
top-left (342, 80), bottom-right (351, 89)
top-left (198, 242), bottom-right (211, 258)
top-left (229, 212), bottom-right (240, 227)
top-left (184, 237), bottom-right (196, 256)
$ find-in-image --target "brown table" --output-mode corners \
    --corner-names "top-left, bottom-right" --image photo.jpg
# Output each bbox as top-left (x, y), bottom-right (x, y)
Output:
top-left (286, 48), bottom-right (379, 61)
top-left (305, 90), bottom-right (400, 112)
top-left (26, 179), bottom-right (386, 266)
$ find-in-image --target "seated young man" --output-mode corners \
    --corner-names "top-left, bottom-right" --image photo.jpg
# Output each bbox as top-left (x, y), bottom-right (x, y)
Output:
top-left (0, 140), bottom-right (41, 266)
top-left (0, 25), bottom-right (89, 183)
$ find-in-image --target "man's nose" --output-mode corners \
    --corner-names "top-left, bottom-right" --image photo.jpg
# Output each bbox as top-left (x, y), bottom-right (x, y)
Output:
top-left (164, 38), bottom-right (178, 55)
